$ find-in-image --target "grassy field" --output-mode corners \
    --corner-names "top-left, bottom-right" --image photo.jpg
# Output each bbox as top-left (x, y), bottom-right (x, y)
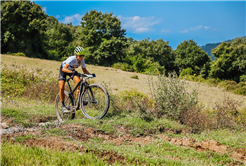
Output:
top-left (1, 54), bottom-right (246, 165)
top-left (1, 54), bottom-right (246, 110)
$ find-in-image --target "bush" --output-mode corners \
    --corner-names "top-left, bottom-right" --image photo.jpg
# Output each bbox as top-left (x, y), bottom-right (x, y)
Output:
top-left (180, 106), bottom-right (209, 133)
top-left (238, 82), bottom-right (246, 87)
top-left (210, 94), bottom-right (246, 130)
top-left (149, 71), bottom-right (199, 121)
top-left (1, 64), bottom-right (58, 103)
top-left (130, 75), bottom-right (139, 79)
top-left (233, 87), bottom-right (246, 96)
top-left (60, 56), bottom-right (68, 62)
top-left (204, 78), bottom-right (220, 86)
top-left (180, 68), bottom-right (194, 77)
top-left (118, 89), bottom-right (150, 102)
top-left (112, 62), bottom-right (134, 72)
top-left (218, 80), bottom-right (239, 91)
top-left (7, 52), bottom-right (26, 57)
top-left (14, 52), bottom-right (26, 57)
top-left (112, 55), bottom-right (166, 75)
top-left (240, 75), bottom-right (246, 82)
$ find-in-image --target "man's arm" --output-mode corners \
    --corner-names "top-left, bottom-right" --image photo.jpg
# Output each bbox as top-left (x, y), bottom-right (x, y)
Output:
top-left (62, 64), bottom-right (73, 73)
top-left (82, 67), bottom-right (91, 75)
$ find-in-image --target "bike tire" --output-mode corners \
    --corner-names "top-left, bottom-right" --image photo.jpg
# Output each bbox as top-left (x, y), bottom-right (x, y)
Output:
top-left (55, 90), bottom-right (75, 123)
top-left (80, 83), bottom-right (110, 119)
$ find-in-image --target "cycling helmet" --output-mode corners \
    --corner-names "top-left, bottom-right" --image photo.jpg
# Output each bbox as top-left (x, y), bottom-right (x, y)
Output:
top-left (74, 46), bottom-right (86, 56)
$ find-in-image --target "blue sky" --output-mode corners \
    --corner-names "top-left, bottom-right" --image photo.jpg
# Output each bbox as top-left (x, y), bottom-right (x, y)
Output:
top-left (35, 1), bottom-right (245, 49)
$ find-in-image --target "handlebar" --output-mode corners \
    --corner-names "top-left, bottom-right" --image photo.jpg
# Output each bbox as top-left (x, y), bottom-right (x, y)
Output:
top-left (67, 73), bottom-right (96, 82)
top-left (79, 73), bottom-right (96, 78)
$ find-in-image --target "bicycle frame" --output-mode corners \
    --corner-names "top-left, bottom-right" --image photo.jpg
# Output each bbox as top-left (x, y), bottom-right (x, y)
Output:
top-left (55, 73), bottom-right (109, 121)
top-left (65, 75), bottom-right (93, 111)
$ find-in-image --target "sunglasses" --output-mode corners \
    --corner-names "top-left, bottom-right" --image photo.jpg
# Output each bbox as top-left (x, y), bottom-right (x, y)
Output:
top-left (76, 54), bottom-right (84, 57)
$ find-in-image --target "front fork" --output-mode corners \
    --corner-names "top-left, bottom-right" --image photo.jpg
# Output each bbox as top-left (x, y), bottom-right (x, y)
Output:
top-left (76, 80), bottom-right (90, 110)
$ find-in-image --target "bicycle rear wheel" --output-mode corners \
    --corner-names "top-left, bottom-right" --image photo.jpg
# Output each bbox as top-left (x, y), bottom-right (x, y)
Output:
top-left (55, 90), bottom-right (75, 122)
top-left (80, 83), bottom-right (110, 119)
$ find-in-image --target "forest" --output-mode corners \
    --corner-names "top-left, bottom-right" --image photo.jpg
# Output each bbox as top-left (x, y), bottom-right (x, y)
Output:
top-left (1, 1), bottom-right (246, 84)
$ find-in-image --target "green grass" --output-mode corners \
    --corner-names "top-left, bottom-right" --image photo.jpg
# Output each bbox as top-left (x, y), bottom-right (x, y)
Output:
top-left (1, 98), bottom-right (57, 127)
top-left (15, 134), bottom-right (36, 143)
top-left (70, 112), bottom-right (185, 136)
top-left (191, 129), bottom-right (246, 149)
top-left (1, 142), bottom-right (105, 166)
top-left (82, 137), bottom-right (238, 166)
top-left (41, 128), bottom-right (68, 136)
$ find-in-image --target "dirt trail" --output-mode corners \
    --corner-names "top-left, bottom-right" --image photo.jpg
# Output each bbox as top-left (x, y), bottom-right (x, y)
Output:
top-left (1, 116), bottom-right (246, 165)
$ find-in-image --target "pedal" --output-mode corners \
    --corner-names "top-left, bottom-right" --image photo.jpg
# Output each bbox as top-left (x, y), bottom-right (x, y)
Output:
top-left (72, 106), bottom-right (77, 113)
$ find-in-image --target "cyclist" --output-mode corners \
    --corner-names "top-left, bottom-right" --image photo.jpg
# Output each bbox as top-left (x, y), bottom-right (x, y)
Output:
top-left (58, 46), bottom-right (94, 112)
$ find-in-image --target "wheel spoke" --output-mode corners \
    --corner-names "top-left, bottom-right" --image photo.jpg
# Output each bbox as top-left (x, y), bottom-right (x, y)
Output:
top-left (55, 91), bottom-right (75, 122)
top-left (81, 84), bottom-right (109, 119)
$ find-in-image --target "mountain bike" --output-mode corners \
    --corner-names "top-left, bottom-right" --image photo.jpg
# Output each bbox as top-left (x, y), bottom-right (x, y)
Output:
top-left (55, 73), bottom-right (110, 122)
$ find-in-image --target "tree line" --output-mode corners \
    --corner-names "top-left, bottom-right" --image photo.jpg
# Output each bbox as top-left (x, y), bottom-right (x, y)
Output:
top-left (1, 1), bottom-right (246, 83)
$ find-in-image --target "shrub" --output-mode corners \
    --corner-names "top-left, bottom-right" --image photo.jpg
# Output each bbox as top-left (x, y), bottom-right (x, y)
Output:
top-left (233, 87), bottom-right (246, 96)
top-left (134, 96), bottom-right (155, 122)
top-left (240, 75), bottom-right (246, 82)
top-left (180, 106), bottom-right (210, 133)
top-left (112, 62), bottom-right (134, 72)
top-left (209, 93), bottom-right (246, 130)
top-left (130, 75), bottom-right (139, 79)
top-left (14, 52), bottom-right (26, 57)
top-left (238, 82), bottom-right (246, 87)
top-left (118, 89), bottom-right (150, 102)
top-left (218, 80), bottom-right (239, 91)
top-left (1, 64), bottom-right (58, 103)
top-left (7, 52), bottom-right (26, 57)
top-left (60, 56), bottom-right (68, 62)
top-left (101, 82), bottom-right (135, 116)
top-left (180, 68), bottom-right (194, 77)
top-left (204, 78), bottom-right (220, 86)
top-left (149, 71), bottom-right (199, 121)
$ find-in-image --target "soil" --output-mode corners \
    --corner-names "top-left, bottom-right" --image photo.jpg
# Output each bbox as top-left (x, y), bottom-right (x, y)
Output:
top-left (1, 115), bottom-right (246, 165)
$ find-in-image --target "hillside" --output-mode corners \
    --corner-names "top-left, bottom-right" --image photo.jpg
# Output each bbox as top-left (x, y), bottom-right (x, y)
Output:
top-left (1, 54), bottom-right (246, 165)
top-left (1, 54), bottom-right (245, 110)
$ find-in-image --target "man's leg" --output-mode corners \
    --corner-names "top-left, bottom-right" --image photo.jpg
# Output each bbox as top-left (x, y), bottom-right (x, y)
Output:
top-left (59, 80), bottom-right (65, 106)
top-left (73, 75), bottom-right (81, 96)
top-left (73, 75), bottom-right (81, 86)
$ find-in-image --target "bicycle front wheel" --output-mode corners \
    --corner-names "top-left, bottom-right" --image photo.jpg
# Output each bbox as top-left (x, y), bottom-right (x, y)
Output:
top-left (55, 90), bottom-right (75, 123)
top-left (80, 83), bottom-right (110, 119)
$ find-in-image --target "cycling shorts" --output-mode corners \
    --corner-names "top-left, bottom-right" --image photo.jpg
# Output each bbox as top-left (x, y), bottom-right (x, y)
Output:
top-left (58, 65), bottom-right (78, 81)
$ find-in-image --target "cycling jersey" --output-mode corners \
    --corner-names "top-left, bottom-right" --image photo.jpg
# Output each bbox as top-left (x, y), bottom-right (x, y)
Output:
top-left (58, 55), bottom-right (86, 81)
top-left (62, 55), bottom-right (86, 70)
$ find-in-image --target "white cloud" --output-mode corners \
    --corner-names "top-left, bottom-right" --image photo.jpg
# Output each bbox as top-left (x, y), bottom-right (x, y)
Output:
top-left (42, 7), bottom-right (47, 13)
top-left (118, 15), bottom-right (162, 33)
top-left (56, 15), bottom-right (61, 19)
top-left (180, 25), bottom-right (211, 33)
top-left (136, 27), bottom-right (149, 33)
top-left (61, 14), bottom-right (83, 24)
top-left (161, 29), bottom-right (170, 33)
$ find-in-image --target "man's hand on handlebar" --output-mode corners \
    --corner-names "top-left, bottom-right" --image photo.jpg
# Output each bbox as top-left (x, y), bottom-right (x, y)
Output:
top-left (71, 70), bottom-right (78, 75)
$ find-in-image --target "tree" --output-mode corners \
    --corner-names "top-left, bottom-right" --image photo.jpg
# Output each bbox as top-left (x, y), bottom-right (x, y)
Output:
top-left (175, 40), bottom-right (211, 74)
top-left (78, 10), bottom-right (128, 66)
top-left (45, 21), bottom-right (74, 60)
top-left (126, 38), bottom-right (176, 73)
top-left (1, 1), bottom-right (48, 58)
top-left (210, 38), bottom-right (246, 82)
